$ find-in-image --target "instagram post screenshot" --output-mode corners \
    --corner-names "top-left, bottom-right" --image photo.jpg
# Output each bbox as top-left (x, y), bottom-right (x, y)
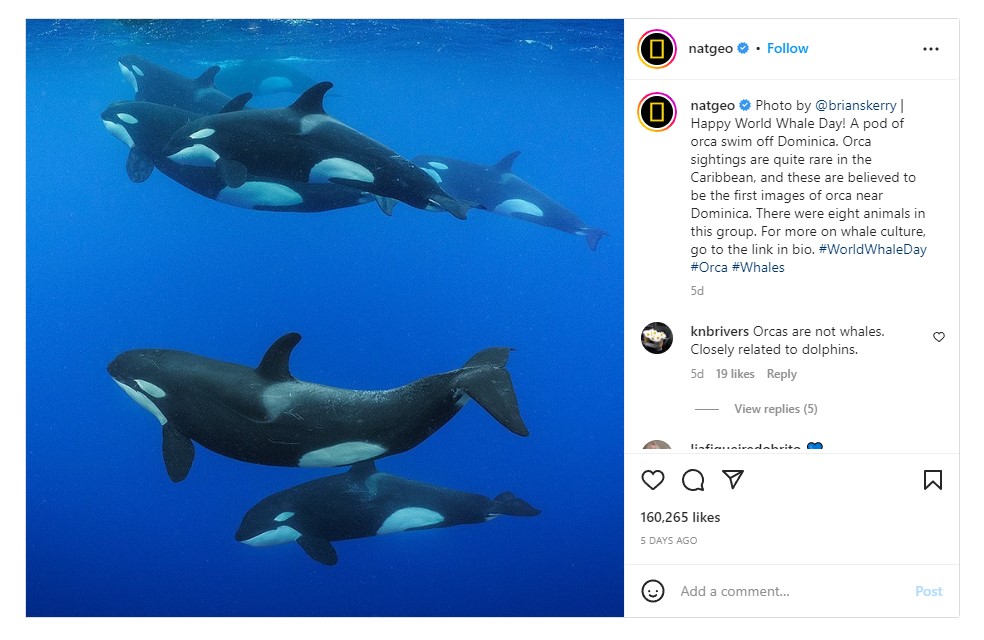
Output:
top-left (10, 2), bottom-right (983, 639)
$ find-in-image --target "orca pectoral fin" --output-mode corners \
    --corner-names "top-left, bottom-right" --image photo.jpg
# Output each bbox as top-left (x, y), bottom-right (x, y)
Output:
top-left (373, 195), bottom-right (397, 216)
top-left (162, 424), bottom-right (195, 482)
top-left (126, 149), bottom-right (155, 183)
top-left (297, 536), bottom-right (338, 566)
top-left (427, 194), bottom-right (470, 220)
top-left (217, 158), bottom-right (248, 189)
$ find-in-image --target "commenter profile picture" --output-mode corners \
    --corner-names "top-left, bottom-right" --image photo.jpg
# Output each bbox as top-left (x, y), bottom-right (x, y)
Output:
top-left (641, 322), bottom-right (673, 354)
top-left (644, 440), bottom-right (671, 450)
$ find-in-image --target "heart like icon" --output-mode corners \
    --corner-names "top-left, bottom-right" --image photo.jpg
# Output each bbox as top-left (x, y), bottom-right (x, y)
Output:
top-left (933, 332), bottom-right (945, 342)
top-left (642, 470), bottom-right (665, 490)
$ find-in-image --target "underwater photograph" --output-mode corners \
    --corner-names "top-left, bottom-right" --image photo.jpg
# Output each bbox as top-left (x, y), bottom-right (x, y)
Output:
top-left (26, 18), bottom-right (623, 616)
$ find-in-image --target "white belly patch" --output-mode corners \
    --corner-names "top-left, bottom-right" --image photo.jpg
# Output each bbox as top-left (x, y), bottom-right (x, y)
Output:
top-left (217, 182), bottom-right (303, 208)
top-left (494, 198), bottom-right (544, 217)
top-left (298, 442), bottom-right (387, 467)
top-left (309, 158), bottom-right (374, 184)
top-left (260, 76), bottom-right (292, 92)
top-left (376, 507), bottom-right (445, 535)
top-left (167, 144), bottom-right (220, 166)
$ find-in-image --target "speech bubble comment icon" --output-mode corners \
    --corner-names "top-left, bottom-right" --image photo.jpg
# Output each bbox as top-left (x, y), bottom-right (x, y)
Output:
top-left (682, 469), bottom-right (705, 491)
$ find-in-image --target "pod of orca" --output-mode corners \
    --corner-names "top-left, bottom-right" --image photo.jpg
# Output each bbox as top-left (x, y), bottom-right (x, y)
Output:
top-left (105, 55), bottom-right (555, 567)
top-left (103, 54), bottom-right (607, 248)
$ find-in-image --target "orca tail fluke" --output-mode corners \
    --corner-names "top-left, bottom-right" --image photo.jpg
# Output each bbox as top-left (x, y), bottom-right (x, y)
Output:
top-left (457, 348), bottom-right (528, 436)
top-left (490, 491), bottom-right (541, 517)
top-left (584, 227), bottom-right (608, 251)
top-left (463, 347), bottom-right (512, 369)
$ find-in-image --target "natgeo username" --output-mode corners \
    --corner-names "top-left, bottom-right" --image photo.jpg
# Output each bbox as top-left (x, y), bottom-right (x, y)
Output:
top-left (641, 511), bottom-right (721, 523)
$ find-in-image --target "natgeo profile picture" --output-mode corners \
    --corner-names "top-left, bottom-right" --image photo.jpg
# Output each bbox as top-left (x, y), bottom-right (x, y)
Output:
top-left (638, 29), bottom-right (677, 68)
top-left (638, 92), bottom-right (676, 131)
top-left (27, 19), bottom-right (624, 618)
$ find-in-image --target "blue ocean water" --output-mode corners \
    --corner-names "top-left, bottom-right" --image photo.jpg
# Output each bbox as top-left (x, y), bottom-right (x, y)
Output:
top-left (26, 19), bottom-right (623, 617)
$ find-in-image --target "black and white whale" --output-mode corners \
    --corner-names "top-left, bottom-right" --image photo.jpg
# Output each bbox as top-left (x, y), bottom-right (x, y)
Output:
top-left (214, 58), bottom-right (315, 96)
top-left (412, 152), bottom-right (608, 250)
top-left (101, 99), bottom-right (372, 212)
top-left (161, 82), bottom-right (470, 218)
top-left (107, 333), bottom-right (528, 482)
top-left (235, 461), bottom-right (540, 565)
top-left (118, 55), bottom-right (234, 114)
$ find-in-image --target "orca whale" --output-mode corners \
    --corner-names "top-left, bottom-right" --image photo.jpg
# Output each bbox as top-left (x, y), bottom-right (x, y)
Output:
top-left (101, 99), bottom-right (372, 212)
top-left (118, 55), bottom-right (233, 114)
top-left (161, 82), bottom-right (470, 218)
top-left (214, 59), bottom-right (315, 96)
top-left (235, 461), bottom-right (540, 565)
top-left (107, 333), bottom-right (528, 482)
top-left (412, 152), bottom-right (608, 250)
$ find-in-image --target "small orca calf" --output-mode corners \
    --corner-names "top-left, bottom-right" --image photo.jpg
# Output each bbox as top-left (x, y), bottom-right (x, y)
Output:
top-left (101, 98), bottom-right (371, 212)
top-left (118, 54), bottom-right (233, 114)
top-left (161, 82), bottom-right (470, 218)
top-left (108, 333), bottom-right (528, 482)
top-left (412, 152), bottom-right (608, 250)
top-left (235, 461), bottom-right (540, 566)
top-left (214, 58), bottom-right (315, 96)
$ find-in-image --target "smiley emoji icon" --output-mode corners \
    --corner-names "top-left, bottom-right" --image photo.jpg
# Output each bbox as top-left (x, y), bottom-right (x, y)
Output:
top-left (642, 579), bottom-right (665, 603)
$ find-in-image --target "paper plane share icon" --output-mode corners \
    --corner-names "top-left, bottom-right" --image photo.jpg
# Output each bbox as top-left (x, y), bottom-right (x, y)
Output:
top-left (722, 470), bottom-right (744, 489)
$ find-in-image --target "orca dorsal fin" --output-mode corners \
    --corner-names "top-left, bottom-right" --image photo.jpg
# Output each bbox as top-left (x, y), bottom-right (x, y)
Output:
top-left (289, 82), bottom-right (333, 115)
top-left (220, 92), bottom-right (252, 113)
top-left (195, 65), bottom-right (221, 88)
top-left (493, 151), bottom-right (521, 173)
top-left (347, 460), bottom-right (378, 482)
top-left (256, 333), bottom-right (301, 381)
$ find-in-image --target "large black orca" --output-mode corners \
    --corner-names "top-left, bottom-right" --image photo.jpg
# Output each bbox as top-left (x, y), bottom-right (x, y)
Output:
top-left (107, 333), bottom-right (528, 482)
top-left (100, 99), bottom-right (372, 212)
top-left (214, 58), bottom-right (315, 96)
top-left (161, 82), bottom-right (470, 218)
top-left (412, 152), bottom-right (608, 250)
top-left (118, 55), bottom-right (233, 114)
top-left (235, 461), bottom-right (540, 566)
